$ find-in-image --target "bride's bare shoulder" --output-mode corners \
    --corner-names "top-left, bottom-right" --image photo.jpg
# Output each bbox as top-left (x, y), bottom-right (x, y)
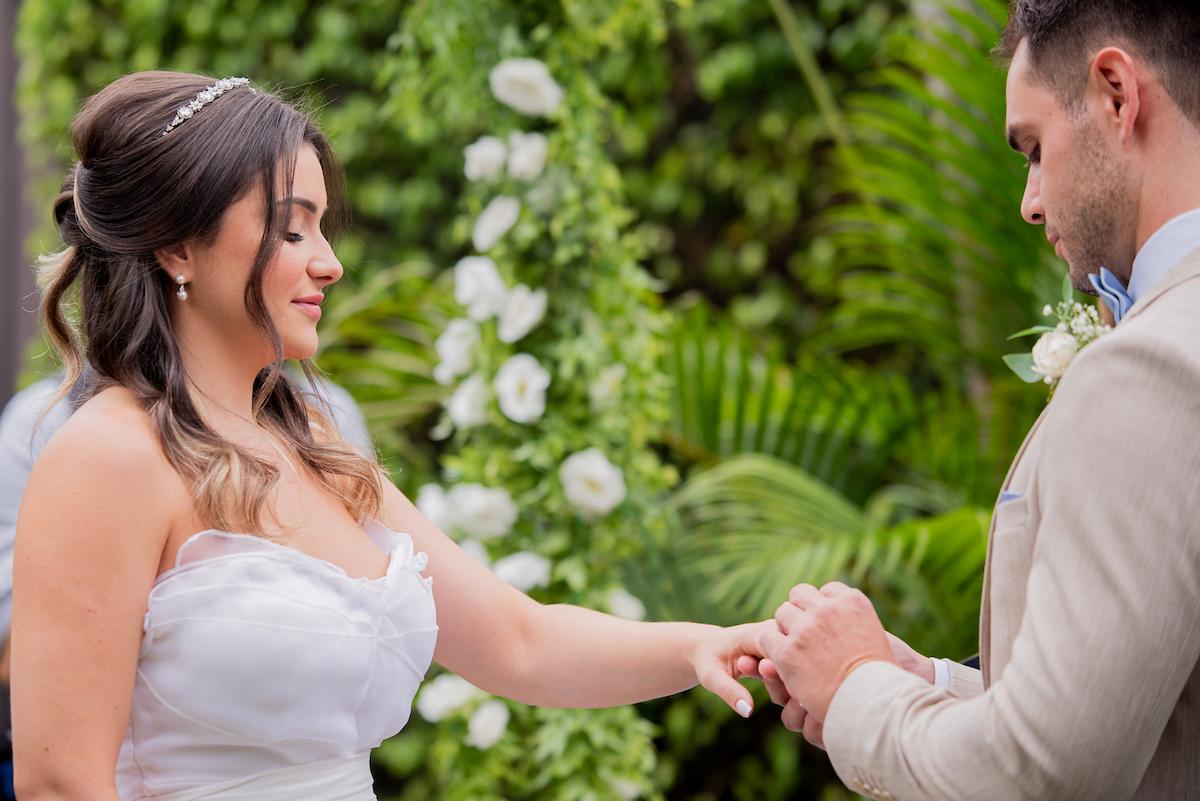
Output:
top-left (18, 385), bottom-right (181, 574)
top-left (32, 385), bottom-right (177, 500)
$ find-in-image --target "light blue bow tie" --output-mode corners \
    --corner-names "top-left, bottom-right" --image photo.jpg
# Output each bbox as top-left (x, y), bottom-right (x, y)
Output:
top-left (1089, 267), bottom-right (1134, 324)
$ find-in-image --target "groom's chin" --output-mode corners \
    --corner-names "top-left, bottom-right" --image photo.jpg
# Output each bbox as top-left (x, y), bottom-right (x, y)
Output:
top-left (1069, 265), bottom-right (1099, 296)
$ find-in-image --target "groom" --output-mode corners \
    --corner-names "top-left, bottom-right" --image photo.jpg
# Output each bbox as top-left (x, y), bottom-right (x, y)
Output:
top-left (756, 2), bottom-right (1200, 799)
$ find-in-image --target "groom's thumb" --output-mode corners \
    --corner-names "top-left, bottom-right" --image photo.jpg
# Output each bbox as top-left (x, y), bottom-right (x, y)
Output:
top-left (700, 666), bottom-right (754, 719)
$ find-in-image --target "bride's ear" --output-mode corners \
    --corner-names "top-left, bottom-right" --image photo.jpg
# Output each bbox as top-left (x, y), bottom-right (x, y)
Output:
top-left (154, 242), bottom-right (194, 284)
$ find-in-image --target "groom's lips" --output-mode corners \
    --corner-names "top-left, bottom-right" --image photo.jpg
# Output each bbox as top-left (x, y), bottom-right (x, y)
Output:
top-left (1048, 233), bottom-right (1064, 259)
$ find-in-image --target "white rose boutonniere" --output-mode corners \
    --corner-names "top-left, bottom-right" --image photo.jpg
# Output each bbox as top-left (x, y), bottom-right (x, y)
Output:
top-left (489, 58), bottom-right (564, 117)
top-left (1030, 330), bottom-right (1078, 381)
top-left (1005, 274), bottom-right (1110, 391)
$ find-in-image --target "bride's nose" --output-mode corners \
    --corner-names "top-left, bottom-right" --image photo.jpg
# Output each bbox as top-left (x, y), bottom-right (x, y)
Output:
top-left (309, 241), bottom-right (343, 285)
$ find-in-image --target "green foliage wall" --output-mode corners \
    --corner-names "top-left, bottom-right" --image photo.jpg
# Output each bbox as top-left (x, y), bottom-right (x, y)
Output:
top-left (15, 1), bottom-right (1058, 799)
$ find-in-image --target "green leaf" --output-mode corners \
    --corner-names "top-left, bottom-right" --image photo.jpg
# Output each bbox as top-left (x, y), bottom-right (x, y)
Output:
top-left (1062, 272), bottom-right (1074, 305)
top-left (1002, 352), bottom-right (1041, 383)
top-left (1006, 325), bottom-right (1054, 340)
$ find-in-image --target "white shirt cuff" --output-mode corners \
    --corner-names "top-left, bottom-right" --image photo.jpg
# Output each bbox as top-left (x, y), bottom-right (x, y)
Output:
top-left (932, 657), bottom-right (952, 689)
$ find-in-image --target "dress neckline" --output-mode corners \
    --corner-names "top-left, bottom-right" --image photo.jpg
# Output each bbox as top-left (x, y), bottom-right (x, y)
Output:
top-left (153, 519), bottom-right (425, 588)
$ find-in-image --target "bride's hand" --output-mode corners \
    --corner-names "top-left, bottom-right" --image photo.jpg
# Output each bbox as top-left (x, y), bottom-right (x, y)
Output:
top-left (690, 621), bottom-right (773, 718)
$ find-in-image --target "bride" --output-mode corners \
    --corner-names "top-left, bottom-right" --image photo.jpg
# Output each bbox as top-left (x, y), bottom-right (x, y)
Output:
top-left (11, 72), bottom-right (767, 801)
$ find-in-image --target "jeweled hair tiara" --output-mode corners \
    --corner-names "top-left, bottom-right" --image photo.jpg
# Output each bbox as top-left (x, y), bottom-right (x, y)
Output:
top-left (158, 77), bottom-right (253, 138)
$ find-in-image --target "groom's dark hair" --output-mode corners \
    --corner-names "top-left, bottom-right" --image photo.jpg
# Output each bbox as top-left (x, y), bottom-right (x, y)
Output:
top-left (997, 0), bottom-right (1200, 127)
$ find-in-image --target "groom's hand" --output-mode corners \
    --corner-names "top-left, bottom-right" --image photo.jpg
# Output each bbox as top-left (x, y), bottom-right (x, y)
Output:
top-left (758, 581), bottom-right (897, 722)
top-left (735, 655), bottom-right (824, 745)
top-left (739, 627), bottom-right (933, 749)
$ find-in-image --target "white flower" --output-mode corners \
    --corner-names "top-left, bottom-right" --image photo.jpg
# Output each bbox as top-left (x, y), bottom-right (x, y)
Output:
top-left (454, 256), bottom-right (508, 321)
top-left (433, 319), bottom-right (480, 385)
top-left (458, 538), bottom-right (491, 566)
top-left (610, 778), bottom-right (643, 800)
top-left (489, 58), bottom-right (564, 117)
top-left (607, 587), bottom-right (646, 621)
top-left (472, 196), bottom-right (521, 252)
top-left (465, 699), bottom-right (510, 749)
top-left (507, 131), bottom-right (548, 181)
top-left (494, 354), bottom-right (551, 424)
top-left (493, 551), bottom-right (552, 592)
top-left (1042, 304), bottom-right (1054, 316)
top-left (463, 135), bottom-right (507, 181)
top-left (446, 483), bottom-right (519, 540)
top-left (447, 373), bottom-right (490, 429)
top-left (497, 285), bottom-right (548, 344)
top-left (560, 448), bottom-right (626, 520)
top-left (416, 674), bottom-right (483, 722)
top-left (588, 364), bottom-right (627, 412)
top-left (416, 484), bottom-right (452, 532)
top-left (1031, 330), bottom-right (1079, 383)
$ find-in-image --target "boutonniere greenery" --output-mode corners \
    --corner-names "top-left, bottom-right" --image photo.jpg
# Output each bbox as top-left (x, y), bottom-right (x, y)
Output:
top-left (1004, 274), bottom-right (1111, 390)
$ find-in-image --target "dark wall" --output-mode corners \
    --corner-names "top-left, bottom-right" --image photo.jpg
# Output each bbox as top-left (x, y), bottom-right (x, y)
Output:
top-left (0, 0), bottom-right (35, 407)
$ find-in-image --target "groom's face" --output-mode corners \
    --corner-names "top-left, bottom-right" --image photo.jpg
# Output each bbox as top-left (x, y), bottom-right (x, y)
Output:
top-left (1005, 39), bottom-right (1137, 291)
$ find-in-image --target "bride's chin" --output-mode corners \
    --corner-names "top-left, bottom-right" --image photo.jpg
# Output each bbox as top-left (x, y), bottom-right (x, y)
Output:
top-left (282, 337), bottom-right (318, 362)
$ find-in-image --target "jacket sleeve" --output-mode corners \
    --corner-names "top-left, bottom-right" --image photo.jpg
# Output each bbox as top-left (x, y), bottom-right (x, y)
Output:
top-left (822, 332), bottom-right (1200, 801)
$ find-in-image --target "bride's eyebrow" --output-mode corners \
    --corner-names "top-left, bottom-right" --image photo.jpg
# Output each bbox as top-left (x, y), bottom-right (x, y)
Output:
top-left (278, 195), bottom-right (326, 218)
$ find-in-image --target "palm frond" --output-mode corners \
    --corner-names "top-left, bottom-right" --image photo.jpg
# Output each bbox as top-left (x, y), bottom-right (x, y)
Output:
top-left (664, 453), bottom-right (988, 652)
top-left (813, 0), bottom-right (1063, 381)
top-left (668, 454), bottom-right (871, 622)
top-left (664, 304), bottom-right (916, 503)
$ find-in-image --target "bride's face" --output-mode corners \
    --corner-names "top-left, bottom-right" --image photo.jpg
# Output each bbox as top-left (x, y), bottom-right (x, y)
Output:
top-left (184, 143), bottom-right (343, 363)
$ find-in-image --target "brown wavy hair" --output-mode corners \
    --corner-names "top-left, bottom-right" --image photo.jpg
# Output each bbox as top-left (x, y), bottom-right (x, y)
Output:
top-left (36, 70), bottom-right (382, 534)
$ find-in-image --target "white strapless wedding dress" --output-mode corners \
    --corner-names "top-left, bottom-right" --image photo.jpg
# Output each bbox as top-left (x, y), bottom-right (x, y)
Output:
top-left (115, 520), bottom-right (438, 800)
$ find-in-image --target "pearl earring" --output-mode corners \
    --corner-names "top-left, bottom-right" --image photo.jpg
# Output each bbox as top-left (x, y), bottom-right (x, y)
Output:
top-left (175, 274), bottom-right (188, 301)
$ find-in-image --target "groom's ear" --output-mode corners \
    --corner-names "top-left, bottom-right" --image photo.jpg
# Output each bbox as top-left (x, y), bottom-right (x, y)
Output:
top-left (1089, 47), bottom-right (1142, 147)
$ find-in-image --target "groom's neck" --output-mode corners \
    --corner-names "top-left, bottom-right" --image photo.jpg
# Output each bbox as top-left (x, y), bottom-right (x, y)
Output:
top-left (1134, 112), bottom-right (1200, 253)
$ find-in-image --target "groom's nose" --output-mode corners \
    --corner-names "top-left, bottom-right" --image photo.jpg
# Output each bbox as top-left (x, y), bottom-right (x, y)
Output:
top-left (1021, 168), bottom-right (1045, 225)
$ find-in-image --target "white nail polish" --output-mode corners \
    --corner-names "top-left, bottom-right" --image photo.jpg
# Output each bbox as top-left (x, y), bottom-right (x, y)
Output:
top-left (735, 699), bottom-right (752, 718)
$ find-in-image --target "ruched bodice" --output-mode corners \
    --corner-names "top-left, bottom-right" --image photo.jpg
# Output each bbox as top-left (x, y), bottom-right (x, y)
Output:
top-left (116, 520), bottom-right (438, 800)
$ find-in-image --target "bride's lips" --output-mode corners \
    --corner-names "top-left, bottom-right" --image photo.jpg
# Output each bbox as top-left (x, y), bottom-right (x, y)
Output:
top-left (291, 294), bottom-right (324, 320)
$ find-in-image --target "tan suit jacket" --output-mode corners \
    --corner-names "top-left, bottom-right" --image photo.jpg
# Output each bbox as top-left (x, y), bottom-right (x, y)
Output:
top-left (823, 249), bottom-right (1200, 801)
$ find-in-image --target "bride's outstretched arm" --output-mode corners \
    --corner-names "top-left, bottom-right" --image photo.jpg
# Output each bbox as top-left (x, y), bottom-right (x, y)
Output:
top-left (378, 478), bottom-right (766, 716)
